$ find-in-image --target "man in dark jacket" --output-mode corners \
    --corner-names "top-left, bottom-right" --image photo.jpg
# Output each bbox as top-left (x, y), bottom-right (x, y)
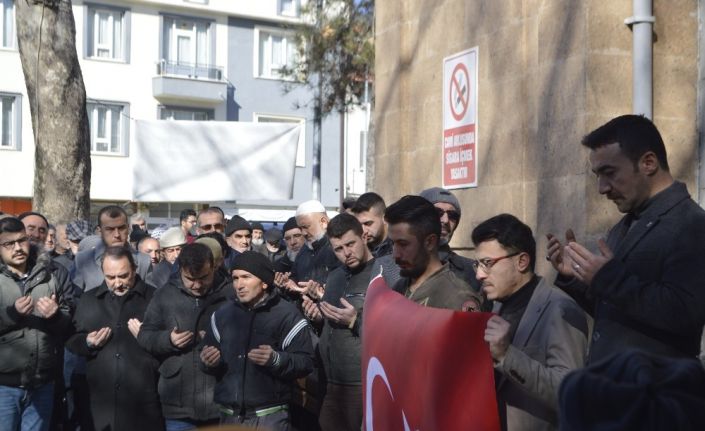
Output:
top-left (0, 217), bottom-right (73, 431)
top-left (138, 243), bottom-right (232, 431)
top-left (301, 213), bottom-right (374, 431)
top-left (350, 192), bottom-right (392, 258)
top-left (291, 200), bottom-right (340, 286)
top-left (200, 251), bottom-right (314, 430)
top-left (547, 115), bottom-right (705, 363)
top-left (67, 246), bottom-right (163, 431)
top-left (386, 196), bottom-right (482, 311)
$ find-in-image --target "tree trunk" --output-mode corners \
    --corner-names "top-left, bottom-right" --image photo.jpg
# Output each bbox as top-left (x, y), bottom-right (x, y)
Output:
top-left (15, 0), bottom-right (91, 222)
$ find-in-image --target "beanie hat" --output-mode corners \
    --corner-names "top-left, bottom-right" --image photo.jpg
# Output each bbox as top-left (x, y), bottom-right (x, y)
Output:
top-left (264, 228), bottom-right (283, 244)
top-left (195, 237), bottom-right (223, 263)
top-left (225, 215), bottom-right (252, 237)
top-left (159, 227), bottom-right (187, 249)
top-left (283, 216), bottom-right (299, 233)
top-left (66, 219), bottom-right (92, 242)
top-left (251, 221), bottom-right (265, 232)
top-left (296, 199), bottom-right (326, 216)
top-left (231, 251), bottom-right (275, 287)
top-left (419, 187), bottom-right (461, 216)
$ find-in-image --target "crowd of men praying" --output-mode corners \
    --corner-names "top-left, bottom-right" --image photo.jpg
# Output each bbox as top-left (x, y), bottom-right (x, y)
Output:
top-left (2, 114), bottom-right (705, 431)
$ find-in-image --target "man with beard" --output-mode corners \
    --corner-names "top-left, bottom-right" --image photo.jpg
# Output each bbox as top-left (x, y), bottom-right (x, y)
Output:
top-left (225, 216), bottom-right (253, 255)
top-left (291, 200), bottom-right (339, 286)
top-left (179, 209), bottom-right (197, 244)
top-left (386, 195), bottom-right (481, 311)
top-left (196, 208), bottom-right (225, 236)
top-left (251, 221), bottom-right (265, 248)
top-left (275, 217), bottom-right (305, 274)
top-left (301, 214), bottom-right (375, 431)
top-left (0, 217), bottom-right (73, 431)
top-left (350, 192), bottom-right (391, 258)
top-left (139, 243), bottom-right (232, 431)
top-left (67, 246), bottom-right (163, 431)
top-left (18, 212), bottom-right (49, 249)
top-left (419, 187), bottom-right (480, 293)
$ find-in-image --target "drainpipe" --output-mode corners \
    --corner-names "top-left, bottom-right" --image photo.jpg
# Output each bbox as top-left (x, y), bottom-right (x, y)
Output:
top-left (625, 0), bottom-right (655, 119)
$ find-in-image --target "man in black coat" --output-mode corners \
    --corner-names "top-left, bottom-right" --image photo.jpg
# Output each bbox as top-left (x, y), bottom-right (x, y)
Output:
top-left (547, 115), bottom-right (705, 363)
top-left (66, 246), bottom-right (163, 431)
top-left (200, 251), bottom-right (314, 430)
top-left (138, 243), bottom-right (232, 431)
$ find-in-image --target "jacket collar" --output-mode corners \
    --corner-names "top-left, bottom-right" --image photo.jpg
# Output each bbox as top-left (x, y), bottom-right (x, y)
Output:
top-left (492, 276), bottom-right (553, 349)
top-left (613, 181), bottom-right (690, 258)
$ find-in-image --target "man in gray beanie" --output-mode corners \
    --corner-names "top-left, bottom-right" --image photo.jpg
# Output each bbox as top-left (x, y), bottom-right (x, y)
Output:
top-left (419, 187), bottom-right (481, 294)
top-left (201, 251), bottom-right (314, 429)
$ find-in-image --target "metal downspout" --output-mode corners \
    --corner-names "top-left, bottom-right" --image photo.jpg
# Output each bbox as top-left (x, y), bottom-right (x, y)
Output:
top-left (625, 0), bottom-right (655, 119)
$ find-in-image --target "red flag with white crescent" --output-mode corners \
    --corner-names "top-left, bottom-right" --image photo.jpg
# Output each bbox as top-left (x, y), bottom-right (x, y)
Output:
top-left (362, 274), bottom-right (500, 431)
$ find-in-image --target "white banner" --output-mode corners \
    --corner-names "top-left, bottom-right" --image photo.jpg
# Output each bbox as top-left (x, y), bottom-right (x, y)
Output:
top-left (132, 120), bottom-right (300, 202)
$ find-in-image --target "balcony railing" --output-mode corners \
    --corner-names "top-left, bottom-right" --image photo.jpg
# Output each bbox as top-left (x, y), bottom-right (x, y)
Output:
top-left (156, 59), bottom-right (223, 81)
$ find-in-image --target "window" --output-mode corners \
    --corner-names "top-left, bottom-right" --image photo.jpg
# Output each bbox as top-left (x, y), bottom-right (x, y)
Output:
top-left (255, 114), bottom-right (305, 167)
top-left (159, 106), bottom-right (214, 121)
top-left (86, 6), bottom-right (129, 61)
top-left (256, 28), bottom-right (296, 79)
top-left (161, 16), bottom-right (216, 79)
top-left (1, 0), bottom-right (15, 49)
top-left (0, 93), bottom-right (21, 150)
top-left (87, 101), bottom-right (129, 155)
top-left (278, 0), bottom-right (300, 17)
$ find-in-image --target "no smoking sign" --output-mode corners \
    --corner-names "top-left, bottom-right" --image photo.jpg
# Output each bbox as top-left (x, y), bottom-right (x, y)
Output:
top-left (442, 48), bottom-right (478, 189)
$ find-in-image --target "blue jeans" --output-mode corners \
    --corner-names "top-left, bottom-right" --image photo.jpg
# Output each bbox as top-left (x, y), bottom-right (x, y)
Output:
top-left (0, 383), bottom-right (54, 431)
top-left (165, 418), bottom-right (218, 431)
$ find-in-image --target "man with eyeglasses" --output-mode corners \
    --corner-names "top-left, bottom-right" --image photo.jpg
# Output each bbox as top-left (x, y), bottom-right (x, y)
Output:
top-left (196, 207), bottom-right (225, 236)
top-left (73, 205), bottom-right (152, 293)
top-left (139, 243), bottom-right (232, 431)
top-left (179, 209), bottom-right (198, 244)
top-left (0, 217), bottom-right (73, 431)
top-left (386, 195), bottom-right (481, 311)
top-left (473, 214), bottom-right (587, 431)
top-left (419, 187), bottom-right (481, 294)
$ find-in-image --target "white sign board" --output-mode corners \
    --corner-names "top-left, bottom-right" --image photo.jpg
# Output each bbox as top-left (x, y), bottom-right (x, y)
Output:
top-left (442, 47), bottom-right (478, 189)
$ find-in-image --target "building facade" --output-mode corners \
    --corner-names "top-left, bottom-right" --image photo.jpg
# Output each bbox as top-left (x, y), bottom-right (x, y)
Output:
top-left (373, 0), bottom-right (703, 270)
top-left (0, 0), bottom-right (367, 223)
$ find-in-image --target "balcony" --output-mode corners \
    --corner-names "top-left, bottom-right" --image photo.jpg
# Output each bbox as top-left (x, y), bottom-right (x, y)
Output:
top-left (152, 60), bottom-right (228, 105)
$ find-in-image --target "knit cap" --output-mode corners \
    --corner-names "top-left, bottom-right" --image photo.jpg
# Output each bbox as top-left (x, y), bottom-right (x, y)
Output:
top-left (225, 215), bottom-right (252, 237)
top-left (283, 217), bottom-right (298, 233)
top-left (419, 187), bottom-right (461, 216)
top-left (231, 251), bottom-right (275, 287)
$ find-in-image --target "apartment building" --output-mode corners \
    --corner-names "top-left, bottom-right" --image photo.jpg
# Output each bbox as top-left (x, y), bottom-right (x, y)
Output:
top-left (0, 0), bottom-right (368, 223)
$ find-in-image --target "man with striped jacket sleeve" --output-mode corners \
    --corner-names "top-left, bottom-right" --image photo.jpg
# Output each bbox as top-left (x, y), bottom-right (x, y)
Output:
top-left (200, 251), bottom-right (314, 430)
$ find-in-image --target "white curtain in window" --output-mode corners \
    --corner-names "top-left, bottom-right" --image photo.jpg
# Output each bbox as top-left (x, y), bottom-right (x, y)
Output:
top-left (164, 17), bottom-right (174, 62)
top-left (2, 0), bottom-right (14, 48)
top-left (113, 12), bottom-right (122, 60)
top-left (1, 96), bottom-right (12, 147)
top-left (110, 107), bottom-right (121, 153)
top-left (196, 22), bottom-right (207, 66)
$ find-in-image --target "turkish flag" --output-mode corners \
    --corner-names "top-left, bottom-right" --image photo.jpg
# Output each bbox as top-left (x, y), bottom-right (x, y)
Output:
top-left (362, 275), bottom-right (500, 431)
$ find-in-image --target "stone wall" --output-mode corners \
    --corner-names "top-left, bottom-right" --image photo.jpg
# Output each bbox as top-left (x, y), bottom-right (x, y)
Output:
top-left (373, 0), bottom-right (699, 273)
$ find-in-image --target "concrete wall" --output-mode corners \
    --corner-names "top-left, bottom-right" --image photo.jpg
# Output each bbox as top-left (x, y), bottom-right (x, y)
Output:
top-left (373, 0), bottom-right (699, 272)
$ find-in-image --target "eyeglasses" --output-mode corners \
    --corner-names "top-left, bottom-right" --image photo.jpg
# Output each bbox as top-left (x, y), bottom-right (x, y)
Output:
top-left (436, 208), bottom-right (460, 222)
top-left (472, 252), bottom-right (520, 273)
top-left (0, 237), bottom-right (29, 250)
top-left (200, 223), bottom-right (224, 232)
